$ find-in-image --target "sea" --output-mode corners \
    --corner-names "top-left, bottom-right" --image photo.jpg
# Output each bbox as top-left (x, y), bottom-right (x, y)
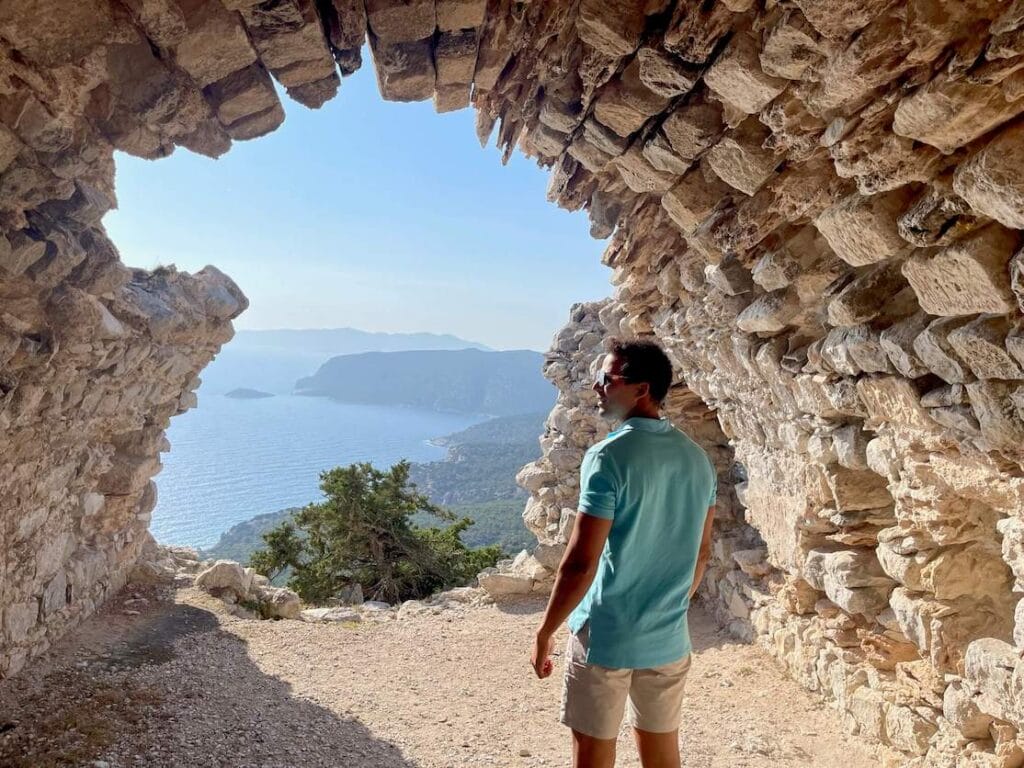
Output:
top-left (151, 392), bottom-right (485, 549)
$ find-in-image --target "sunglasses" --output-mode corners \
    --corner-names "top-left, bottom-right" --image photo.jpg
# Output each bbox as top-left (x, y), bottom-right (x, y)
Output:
top-left (594, 371), bottom-right (633, 388)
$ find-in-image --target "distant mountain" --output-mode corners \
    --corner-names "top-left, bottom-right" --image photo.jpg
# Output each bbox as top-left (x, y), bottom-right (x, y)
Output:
top-left (199, 328), bottom-right (490, 396)
top-left (296, 349), bottom-right (555, 417)
top-left (226, 388), bottom-right (274, 399)
top-left (230, 328), bottom-right (490, 356)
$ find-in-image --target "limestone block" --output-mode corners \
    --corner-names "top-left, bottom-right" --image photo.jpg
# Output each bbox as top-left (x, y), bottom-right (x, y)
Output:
top-left (641, 132), bottom-right (690, 176)
top-left (913, 316), bottom-right (973, 384)
top-left (964, 638), bottom-right (1018, 723)
top-left (593, 59), bottom-right (671, 138)
top-left (943, 680), bottom-right (995, 739)
top-left (856, 376), bottom-right (936, 433)
top-left (902, 226), bottom-right (1020, 316)
top-left (577, 0), bottom-right (646, 57)
top-left (833, 424), bottom-right (870, 470)
top-left (322, 0), bottom-right (366, 73)
top-left (947, 315), bottom-right (1024, 381)
top-left (1017, 597), bottom-right (1024, 649)
top-left (897, 178), bottom-right (984, 249)
top-left (736, 289), bottom-right (799, 334)
top-left (369, 36), bottom-right (436, 102)
top-left (814, 189), bottom-right (914, 268)
top-left (954, 123), bottom-right (1024, 229)
top-left (365, 0), bottom-right (435, 43)
top-left (224, 102), bottom-right (285, 140)
top-left (884, 704), bottom-right (938, 755)
top-left (661, 166), bottom-right (731, 235)
top-left (568, 137), bottom-right (613, 173)
top-left (205, 64), bottom-right (280, 128)
top-left (967, 380), bottom-right (1024, 451)
top-left (920, 384), bottom-right (968, 408)
top-left (611, 145), bottom-right (676, 193)
top-left (436, 0), bottom-right (484, 31)
top-left (659, 101), bottom-right (723, 162)
top-left (581, 117), bottom-right (629, 158)
top-left (879, 312), bottom-right (932, 379)
top-left (894, 75), bottom-right (1024, 154)
top-left (848, 685), bottom-right (887, 741)
top-left (703, 32), bottom-right (787, 115)
top-left (804, 547), bottom-right (895, 593)
top-left (636, 46), bottom-right (699, 98)
top-left (435, 28), bottom-right (478, 85)
top-left (663, 0), bottom-right (735, 64)
top-left (0, 231), bottom-right (46, 277)
top-left (792, 0), bottom-right (890, 40)
top-left (705, 255), bottom-right (753, 296)
top-left (1001, 517), bottom-right (1024, 592)
top-left (175, 1), bottom-right (258, 87)
top-left (827, 262), bottom-right (907, 327)
top-left (704, 118), bottom-right (779, 195)
top-left (760, 10), bottom-right (825, 80)
top-left (538, 98), bottom-right (582, 134)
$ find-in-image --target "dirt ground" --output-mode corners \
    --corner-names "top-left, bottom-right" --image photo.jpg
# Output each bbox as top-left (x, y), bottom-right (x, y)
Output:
top-left (0, 585), bottom-right (892, 767)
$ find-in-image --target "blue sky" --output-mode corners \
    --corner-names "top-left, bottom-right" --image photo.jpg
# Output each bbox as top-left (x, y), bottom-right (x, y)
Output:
top-left (103, 64), bottom-right (611, 351)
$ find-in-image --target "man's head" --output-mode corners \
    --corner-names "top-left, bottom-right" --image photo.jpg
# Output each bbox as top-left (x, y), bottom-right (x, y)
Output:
top-left (592, 339), bottom-right (673, 421)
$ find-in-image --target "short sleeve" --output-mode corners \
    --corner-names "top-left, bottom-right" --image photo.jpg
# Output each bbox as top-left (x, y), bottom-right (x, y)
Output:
top-left (578, 447), bottom-right (619, 519)
top-left (707, 468), bottom-right (718, 508)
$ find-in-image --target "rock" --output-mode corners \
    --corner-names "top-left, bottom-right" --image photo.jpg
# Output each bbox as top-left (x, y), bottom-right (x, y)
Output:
top-left (814, 189), bottom-right (914, 267)
top-left (255, 585), bottom-right (302, 620)
top-left (301, 607), bottom-right (362, 622)
top-left (478, 568), bottom-right (533, 596)
top-left (955, 123), bottom-right (1024, 229)
top-left (195, 560), bottom-right (254, 599)
top-left (703, 32), bottom-right (787, 115)
top-left (902, 226), bottom-right (1020, 316)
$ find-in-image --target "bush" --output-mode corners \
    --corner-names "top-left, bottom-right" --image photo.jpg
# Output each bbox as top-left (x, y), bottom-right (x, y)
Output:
top-left (249, 461), bottom-right (502, 604)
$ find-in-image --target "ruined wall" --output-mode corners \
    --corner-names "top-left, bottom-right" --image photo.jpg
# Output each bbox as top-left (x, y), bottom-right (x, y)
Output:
top-left (3, 0), bottom-right (1024, 764)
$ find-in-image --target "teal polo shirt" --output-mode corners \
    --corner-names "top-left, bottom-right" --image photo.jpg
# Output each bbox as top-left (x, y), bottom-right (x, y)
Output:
top-left (567, 416), bottom-right (717, 669)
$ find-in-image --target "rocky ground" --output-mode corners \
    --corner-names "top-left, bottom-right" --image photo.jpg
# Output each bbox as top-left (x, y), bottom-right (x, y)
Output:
top-left (0, 581), bottom-right (893, 768)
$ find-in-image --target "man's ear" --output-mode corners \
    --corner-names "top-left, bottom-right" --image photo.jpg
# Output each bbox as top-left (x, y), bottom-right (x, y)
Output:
top-left (635, 381), bottom-right (650, 401)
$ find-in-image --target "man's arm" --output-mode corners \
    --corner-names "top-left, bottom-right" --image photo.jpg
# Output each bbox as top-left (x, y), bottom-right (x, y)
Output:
top-left (688, 505), bottom-right (716, 600)
top-left (531, 512), bottom-right (612, 678)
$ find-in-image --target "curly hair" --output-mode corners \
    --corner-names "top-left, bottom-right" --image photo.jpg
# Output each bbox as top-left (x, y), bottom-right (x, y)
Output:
top-left (606, 339), bottom-right (673, 402)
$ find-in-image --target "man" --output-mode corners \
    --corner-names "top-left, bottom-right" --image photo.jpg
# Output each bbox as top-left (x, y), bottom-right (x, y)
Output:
top-left (530, 339), bottom-right (717, 768)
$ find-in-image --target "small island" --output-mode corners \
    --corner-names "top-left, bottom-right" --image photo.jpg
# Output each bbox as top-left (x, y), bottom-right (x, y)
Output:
top-left (225, 388), bottom-right (275, 400)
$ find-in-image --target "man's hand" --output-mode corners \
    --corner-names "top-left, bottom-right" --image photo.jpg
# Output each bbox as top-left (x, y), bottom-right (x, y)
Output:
top-left (531, 630), bottom-right (555, 678)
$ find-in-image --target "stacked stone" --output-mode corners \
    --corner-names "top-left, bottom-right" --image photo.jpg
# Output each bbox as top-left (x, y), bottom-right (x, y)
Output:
top-left (3, 0), bottom-right (1024, 763)
top-left (0, 263), bottom-right (245, 678)
top-left (480, 299), bottom-right (747, 621)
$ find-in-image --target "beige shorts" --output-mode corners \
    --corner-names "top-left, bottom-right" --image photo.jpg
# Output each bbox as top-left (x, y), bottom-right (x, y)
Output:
top-left (559, 623), bottom-right (692, 740)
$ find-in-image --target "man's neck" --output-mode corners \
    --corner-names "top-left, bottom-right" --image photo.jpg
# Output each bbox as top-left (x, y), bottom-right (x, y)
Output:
top-left (620, 405), bottom-right (661, 422)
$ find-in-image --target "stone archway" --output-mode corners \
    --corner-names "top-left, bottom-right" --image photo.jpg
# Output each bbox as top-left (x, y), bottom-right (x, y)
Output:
top-left (3, 1), bottom-right (1024, 763)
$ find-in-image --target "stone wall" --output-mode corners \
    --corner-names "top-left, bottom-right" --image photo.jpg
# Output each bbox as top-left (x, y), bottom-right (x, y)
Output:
top-left (3, 0), bottom-right (1024, 764)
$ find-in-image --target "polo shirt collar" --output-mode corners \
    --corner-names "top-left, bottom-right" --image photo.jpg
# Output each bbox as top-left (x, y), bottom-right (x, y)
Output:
top-left (614, 416), bottom-right (672, 434)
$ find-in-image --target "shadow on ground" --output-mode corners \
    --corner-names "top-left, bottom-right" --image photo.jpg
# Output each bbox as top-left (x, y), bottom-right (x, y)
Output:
top-left (0, 596), bottom-right (417, 768)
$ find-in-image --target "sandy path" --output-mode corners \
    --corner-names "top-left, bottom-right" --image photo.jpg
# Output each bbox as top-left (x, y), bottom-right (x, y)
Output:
top-left (0, 586), bottom-right (890, 767)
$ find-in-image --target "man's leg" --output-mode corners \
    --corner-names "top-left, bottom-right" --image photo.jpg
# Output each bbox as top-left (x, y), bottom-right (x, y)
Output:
top-left (632, 727), bottom-right (680, 768)
top-left (626, 654), bottom-right (691, 768)
top-left (572, 730), bottom-right (618, 768)
top-left (560, 625), bottom-right (630, 767)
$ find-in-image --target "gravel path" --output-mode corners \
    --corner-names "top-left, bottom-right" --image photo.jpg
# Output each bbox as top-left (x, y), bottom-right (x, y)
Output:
top-left (0, 585), bottom-right (893, 767)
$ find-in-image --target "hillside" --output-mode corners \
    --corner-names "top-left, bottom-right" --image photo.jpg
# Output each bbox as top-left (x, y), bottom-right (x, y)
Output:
top-left (199, 328), bottom-right (488, 396)
top-left (203, 412), bottom-right (546, 563)
top-left (295, 349), bottom-right (554, 416)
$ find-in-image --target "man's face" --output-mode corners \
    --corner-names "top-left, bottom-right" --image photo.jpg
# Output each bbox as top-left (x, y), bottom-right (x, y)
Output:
top-left (593, 353), bottom-right (641, 421)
